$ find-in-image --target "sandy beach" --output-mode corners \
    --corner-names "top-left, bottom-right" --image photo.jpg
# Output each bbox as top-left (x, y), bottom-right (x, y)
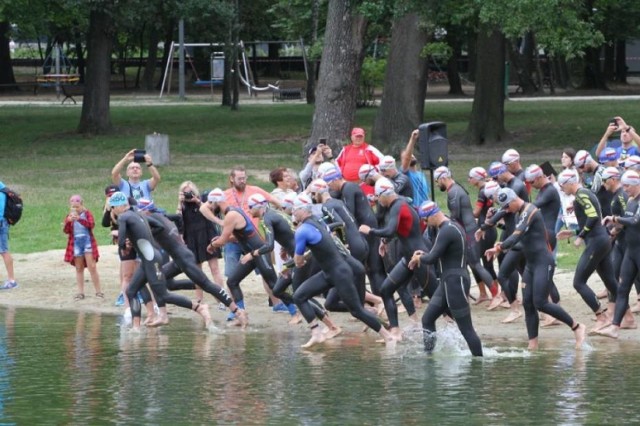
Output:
top-left (2, 244), bottom-right (639, 349)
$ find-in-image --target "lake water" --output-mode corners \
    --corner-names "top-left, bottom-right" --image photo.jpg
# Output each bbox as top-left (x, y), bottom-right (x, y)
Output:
top-left (0, 306), bottom-right (638, 425)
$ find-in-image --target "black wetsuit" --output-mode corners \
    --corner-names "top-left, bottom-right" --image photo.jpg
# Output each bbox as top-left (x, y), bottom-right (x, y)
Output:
top-left (225, 207), bottom-right (278, 305)
top-left (292, 216), bottom-right (383, 332)
top-left (369, 197), bottom-right (433, 328)
top-left (532, 182), bottom-right (561, 302)
top-left (611, 195), bottom-right (640, 326)
top-left (572, 187), bottom-right (617, 312)
top-left (482, 177), bottom-right (529, 303)
top-left (476, 185), bottom-right (497, 280)
top-left (117, 209), bottom-right (192, 318)
top-left (419, 219), bottom-right (483, 357)
top-left (447, 182), bottom-right (494, 287)
top-left (501, 203), bottom-right (575, 339)
top-left (336, 181), bottom-right (385, 295)
top-left (323, 198), bottom-right (369, 262)
top-left (609, 186), bottom-right (628, 280)
top-left (390, 171), bottom-right (414, 200)
top-left (144, 213), bottom-right (233, 306)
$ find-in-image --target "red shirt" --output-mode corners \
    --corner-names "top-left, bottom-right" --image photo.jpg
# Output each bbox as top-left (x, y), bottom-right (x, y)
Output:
top-left (336, 143), bottom-right (383, 182)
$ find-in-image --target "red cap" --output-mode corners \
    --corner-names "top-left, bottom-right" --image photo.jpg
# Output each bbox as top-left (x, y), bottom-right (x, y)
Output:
top-left (351, 127), bottom-right (365, 137)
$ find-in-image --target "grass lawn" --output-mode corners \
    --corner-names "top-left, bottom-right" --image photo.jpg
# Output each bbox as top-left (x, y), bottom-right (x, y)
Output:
top-left (0, 98), bottom-right (635, 270)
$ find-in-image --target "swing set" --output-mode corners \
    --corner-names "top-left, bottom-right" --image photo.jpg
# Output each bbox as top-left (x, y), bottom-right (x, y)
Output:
top-left (159, 40), bottom-right (307, 99)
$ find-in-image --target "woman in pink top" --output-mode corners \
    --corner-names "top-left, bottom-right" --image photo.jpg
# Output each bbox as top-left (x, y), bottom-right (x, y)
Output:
top-left (335, 128), bottom-right (384, 182)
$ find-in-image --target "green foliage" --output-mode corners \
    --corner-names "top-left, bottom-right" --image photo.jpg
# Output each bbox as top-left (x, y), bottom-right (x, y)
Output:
top-left (358, 57), bottom-right (386, 106)
top-left (421, 41), bottom-right (453, 61)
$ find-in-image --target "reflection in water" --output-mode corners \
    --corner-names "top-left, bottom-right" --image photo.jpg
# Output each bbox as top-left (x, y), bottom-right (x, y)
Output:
top-left (2, 307), bottom-right (640, 424)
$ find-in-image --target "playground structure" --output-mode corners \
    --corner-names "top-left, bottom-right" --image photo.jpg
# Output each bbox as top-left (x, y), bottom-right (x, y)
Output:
top-left (159, 40), bottom-right (308, 100)
top-left (36, 43), bottom-right (79, 96)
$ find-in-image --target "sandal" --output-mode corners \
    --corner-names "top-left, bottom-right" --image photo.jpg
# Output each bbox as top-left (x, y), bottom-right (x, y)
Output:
top-left (96, 292), bottom-right (105, 299)
top-left (74, 293), bottom-right (85, 301)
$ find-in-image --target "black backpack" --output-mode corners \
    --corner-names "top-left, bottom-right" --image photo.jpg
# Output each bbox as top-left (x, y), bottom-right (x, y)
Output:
top-left (1, 187), bottom-right (23, 225)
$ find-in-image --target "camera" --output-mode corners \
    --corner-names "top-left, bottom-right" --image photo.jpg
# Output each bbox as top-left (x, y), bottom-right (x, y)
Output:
top-left (183, 191), bottom-right (194, 200)
top-left (610, 118), bottom-right (618, 127)
top-left (133, 149), bottom-right (146, 163)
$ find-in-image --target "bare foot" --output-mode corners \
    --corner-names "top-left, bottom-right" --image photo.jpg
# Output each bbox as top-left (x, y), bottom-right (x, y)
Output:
top-left (596, 289), bottom-right (608, 299)
top-left (595, 324), bottom-right (619, 339)
top-left (288, 312), bottom-right (302, 325)
top-left (631, 302), bottom-right (640, 314)
top-left (301, 329), bottom-right (326, 348)
top-left (589, 311), bottom-right (611, 334)
top-left (499, 301), bottom-right (512, 309)
top-left (501, 309), bottom-right (523, 324)
top-left (540, 316), bottom-right (560, 328)
top-left (143, 316), bottom-right (155, 326)
top-left (487, 295), bottom-right (504, 311)
top-left (574, 323), bottom-right (587, 349)
top-left (235, 309), bottom-right (249, 329)
top-left (473, 294), bottom-right (490, 305)
top-left (390, 327), bottom-right (403, 342)
top-left (413, 296), bottom-right (423, 309)
top-left (147, 316), bottom-right (169, 328)
top-left (621, 311), bottom-right (637, 329)
top-left (324, 326), bottom-right (342, 339)
top-left (196, 303), bottom-right (213, 328)
top-left (528, 339), bottom-right (538, 351)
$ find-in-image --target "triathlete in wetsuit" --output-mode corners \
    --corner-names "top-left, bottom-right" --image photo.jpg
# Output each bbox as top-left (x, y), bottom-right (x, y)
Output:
top-left (409, 201), bottom-right (483, 357)
top-left (135, 209), bottom-right (247, 326)
top-left (291, 193), bottom-right (395, 347)
top-left (486, 189), bottom-right (585, 350)
top-left (108, 193), bottom-right (211, 330)
top-left (556, 170), bottom-right (616, 331)
top-left (203, 189), bottom-right (279, 318)
top-left (598, 170), bottom-right (640, 338)
top-left (360, 178), bottom-right (432, 340)
top-left (434, 166), bottom-right (495, 292)
top-left (323, 166), bottom-right (386, 295)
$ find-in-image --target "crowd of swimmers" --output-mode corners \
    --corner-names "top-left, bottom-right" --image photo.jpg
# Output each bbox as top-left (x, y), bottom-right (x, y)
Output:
top-left (65, 117), bottom-right (640, 356)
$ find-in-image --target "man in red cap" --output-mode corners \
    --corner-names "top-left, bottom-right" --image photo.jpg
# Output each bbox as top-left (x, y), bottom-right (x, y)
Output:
top-left (335, 127), bottom-right (384, 183)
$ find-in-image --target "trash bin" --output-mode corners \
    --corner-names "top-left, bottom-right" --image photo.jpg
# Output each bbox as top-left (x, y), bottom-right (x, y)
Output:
top-left (145, 133), bottom-right (170, 166)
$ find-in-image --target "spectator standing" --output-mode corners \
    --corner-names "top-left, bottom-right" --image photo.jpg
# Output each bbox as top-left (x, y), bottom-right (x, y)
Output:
top-left (178, 181), bottom-right (224, 297)
top-left (400, 129), bottom-right (430, 207)
top-left (0, 181), bottom-right (16, 289)
top-left (111, 149), bottom-right (161, 201)
top-left (335, 127), bottom-right (384, 183)
top-left (63, 195), bottom-right (102, 301)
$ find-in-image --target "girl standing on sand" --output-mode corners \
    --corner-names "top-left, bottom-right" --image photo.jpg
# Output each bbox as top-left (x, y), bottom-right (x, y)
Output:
top-left (63, 194), bottom-right (102, 301)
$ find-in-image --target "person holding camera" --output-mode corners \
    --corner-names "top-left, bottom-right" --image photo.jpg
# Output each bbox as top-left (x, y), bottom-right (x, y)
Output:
top-left (111, 148), bottom-right (161, 202)
top-left (177, 181), bottom-right (224, 299)
top-left (595, 116), bottom-right (640, 164)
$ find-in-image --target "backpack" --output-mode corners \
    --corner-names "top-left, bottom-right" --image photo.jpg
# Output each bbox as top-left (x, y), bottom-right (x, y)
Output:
top-left (1, 187), bottom-right (23, 225)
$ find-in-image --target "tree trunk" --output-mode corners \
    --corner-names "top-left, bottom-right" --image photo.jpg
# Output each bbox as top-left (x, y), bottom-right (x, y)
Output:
top-left (615, 39), bottom-right (627, 84)
top-left (446, 30), bottom-right (463, 95)
top-left (308, 0), bottom-right (368, 153)
top-left (142, 22), bottom-right (159, 91)
top-left (78, 9), bottom-right (114, 135)
top-left (603, 41), bottom-right (614, 82)
top-left (464, 28), bottom-right (505, 145)
top-left (306, 0), bottom-right (320, 105)
top-left (372, 13), bottom-right (429, 156)
top-left (580, 45), bottom-right (607, 90)
top-left (135, 23), bottom-right (146, 89)
top-left (509, 33), bottom-right (536, 94)
top-left (466, 32), bottom-right (477, 83)
top-left (0, 21), bottom-right (17, 92)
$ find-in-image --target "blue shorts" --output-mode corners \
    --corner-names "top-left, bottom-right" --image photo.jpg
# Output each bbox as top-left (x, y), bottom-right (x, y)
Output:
top-left (0, 220), bottom-right (8, 254)
top-left (73, 234), bottom-right (92, 257)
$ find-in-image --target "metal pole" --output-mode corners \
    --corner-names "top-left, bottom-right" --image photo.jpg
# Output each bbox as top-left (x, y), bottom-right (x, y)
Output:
top-left (178, 19), bottom-right (185, 100)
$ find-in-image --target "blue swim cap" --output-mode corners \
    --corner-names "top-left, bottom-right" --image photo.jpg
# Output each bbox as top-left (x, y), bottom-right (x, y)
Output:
top-left (418, 201), bottom-right (440, 218)
top-left (109, 192), bottom-right (128, 207)
top-left (488, 161), bottom-right (507, 178)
